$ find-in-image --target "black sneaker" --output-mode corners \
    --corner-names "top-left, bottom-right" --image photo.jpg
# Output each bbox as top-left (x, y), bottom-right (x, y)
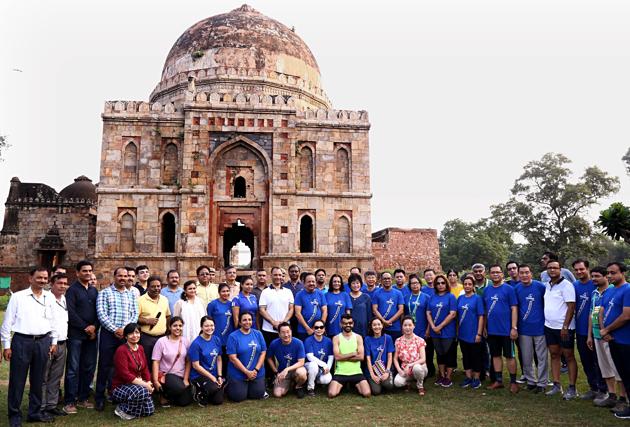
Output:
top-left (296, 387), bottom-right (306, 399)
top-left (615, 407), bottom-right (630, 419)
top-left (526, 384), bottom-right (537, 391)
top-left (534, 386), bottom-right (546, 394)
top-left (47, 408), bottom-right (68, 416)
top-left (306, 388), bottom-right (316, 397)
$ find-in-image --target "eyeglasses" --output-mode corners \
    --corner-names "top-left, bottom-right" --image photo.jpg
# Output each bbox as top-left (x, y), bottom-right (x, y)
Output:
top-left (435, 281), bottom-right (446, 285)
top-left (313, 325), bottom-right (325, 330)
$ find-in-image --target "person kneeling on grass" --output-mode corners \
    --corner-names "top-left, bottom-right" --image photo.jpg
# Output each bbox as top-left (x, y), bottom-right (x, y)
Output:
top-left (393, 316), bottom-right (429, 396)
top-left (304, 319), bottom-right (334, 397)
top-left (151, 316), bottom-right (192, 407)
top-left (364, 317), bottom-right (395, 395)
top-left (327, 314), bottom-right (371, 398)
top-left (189, 316), bottom-right (225, 406)
top-left (267, 322), bottom-right (308, 398)
top-left (226, 312), bottom-right (267, 402)
top-left (111, 323), bottom-right (154, 420)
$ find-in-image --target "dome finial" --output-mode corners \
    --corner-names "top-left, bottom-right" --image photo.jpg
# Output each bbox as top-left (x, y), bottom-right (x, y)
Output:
top-left (233, 4), bottom-right (258, 13)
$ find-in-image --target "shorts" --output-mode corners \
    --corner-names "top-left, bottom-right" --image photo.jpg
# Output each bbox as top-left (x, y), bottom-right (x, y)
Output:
top-left (332, 373), bottom-right (365, 386)
top-left (594, 339), bottom-right (621, 381)
top-left (487, 335), bottom-right (515, 358)
top-left (544, 326), bottom-right (575, 350)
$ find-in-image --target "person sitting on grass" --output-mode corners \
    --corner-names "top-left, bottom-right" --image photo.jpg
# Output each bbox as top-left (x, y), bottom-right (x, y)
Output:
top-left (328, 314), bottom-right (371, 398)
top-left (393, 316), bottom-right (429, 396)
top-left (364, 317), bottom-right (395, 395)
top-left (267, 322), bottom-right (308, 398)
top-left (189, 316), bottom-right (225, 406)
top-left (151, 316), bottom-right (192, 407)
top-left (304, 319), bottom-right (334, 397)
top-left (111, 323), bottom-right (154, 420)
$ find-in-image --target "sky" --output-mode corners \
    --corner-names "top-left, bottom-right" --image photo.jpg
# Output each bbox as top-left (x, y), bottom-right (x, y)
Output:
top-left (1, 0), bottom-right (629, 235)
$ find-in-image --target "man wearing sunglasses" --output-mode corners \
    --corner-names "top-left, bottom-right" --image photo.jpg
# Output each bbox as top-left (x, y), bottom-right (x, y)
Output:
top-left (328, 314), bottom-right (371, 398)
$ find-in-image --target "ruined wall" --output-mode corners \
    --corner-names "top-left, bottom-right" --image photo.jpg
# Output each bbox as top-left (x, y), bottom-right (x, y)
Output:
top-left (372, 228), bottom-right (441, 273)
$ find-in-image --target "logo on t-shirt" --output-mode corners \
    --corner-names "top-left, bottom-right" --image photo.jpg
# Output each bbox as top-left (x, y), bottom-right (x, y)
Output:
top-left (523, 294), bottom-right (535, 321)
top-left (383, 298), bottom-right (395, 318)
top-left (603, 299), bottom-right (615, 324)
top-left (317, 347), bottom-right (326, 360)
top-left (487, 295), bottom-right (499, 317)
top-left (459, 304), bottom-right (469, 325)
top-left (434, 302), bottom-right (443, 321)
top-left (246, 339), bottom-right (258, 369)
top-left (577, 292), bottom-right (590, 319)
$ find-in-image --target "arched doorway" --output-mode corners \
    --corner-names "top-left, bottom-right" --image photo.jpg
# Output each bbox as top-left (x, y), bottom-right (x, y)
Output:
top-left (234, 176), bottom-right (246, 198)
top-left (300, 215), bottom-right (314, 253)
top-left (223, 220), bottom-right (254, 268)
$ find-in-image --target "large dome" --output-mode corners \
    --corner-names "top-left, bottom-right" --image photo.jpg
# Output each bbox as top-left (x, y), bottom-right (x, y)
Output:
top-left (150, 5), bottom-right (330, 109)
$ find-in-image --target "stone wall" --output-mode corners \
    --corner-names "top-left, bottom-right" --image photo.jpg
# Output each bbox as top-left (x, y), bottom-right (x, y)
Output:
top-left (372, 227), bottom-right (441, 273)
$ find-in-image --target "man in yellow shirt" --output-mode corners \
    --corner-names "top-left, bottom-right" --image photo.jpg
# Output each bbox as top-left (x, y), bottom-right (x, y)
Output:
top-left (196, 265), bottom-right (219, 307)
top-left (137, 276), bottom-right (171, 361)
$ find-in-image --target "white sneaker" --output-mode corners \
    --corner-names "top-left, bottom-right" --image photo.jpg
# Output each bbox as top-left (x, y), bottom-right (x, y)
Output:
top-left (114, 405), bottom-right (135, 420)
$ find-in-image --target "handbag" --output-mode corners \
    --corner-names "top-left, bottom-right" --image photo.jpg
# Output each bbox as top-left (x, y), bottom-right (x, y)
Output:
top-left (158, 338), bottom-right (183, 384)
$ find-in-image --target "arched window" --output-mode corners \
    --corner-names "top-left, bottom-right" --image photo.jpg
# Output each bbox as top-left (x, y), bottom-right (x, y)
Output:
top-left (335, 216), bottom-right (351, 253)
top-left (161, 212), bottom-right (176, 253)
top-left (234, 176), bottom-right (246, 198)
top-left (162, 143), bottom-right (178, 185)
top-left (119, 213), bottom-right (135, 252)
top-left (299, 146), bottom-right (314, 190)
top-left (336, 147), bottom-right (350, 191)
top-left (299, 215), bottom-right (314, 253)
top-left (122, 142), bottom-right (138, 184)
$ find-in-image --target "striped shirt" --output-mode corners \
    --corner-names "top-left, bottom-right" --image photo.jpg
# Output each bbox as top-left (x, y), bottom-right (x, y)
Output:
top-left (96, 284), bottom-right (139, 333)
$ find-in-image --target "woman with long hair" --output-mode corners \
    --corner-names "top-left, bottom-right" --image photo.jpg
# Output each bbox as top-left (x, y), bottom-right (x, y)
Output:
top-left (232, 276), bottom-right (260, 329)
top-left (364, 317), bottom-right (395, 395)
top-left (151, 316), bottom-right (192, 407)
top-left (426, 274), bottom-right (458, 387)
top-left (174, 280), bottom-right (206, 344)
top-left (325, 274), bottom-right (353, 337)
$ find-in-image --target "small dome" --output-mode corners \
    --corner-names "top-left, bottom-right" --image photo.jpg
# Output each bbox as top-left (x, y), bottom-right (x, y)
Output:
top-left (59, 176), bottom-right (96, 202)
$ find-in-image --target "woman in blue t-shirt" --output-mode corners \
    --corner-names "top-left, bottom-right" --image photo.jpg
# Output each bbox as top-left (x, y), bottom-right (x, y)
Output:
top-left (457, 276), bottom-right (485, 389)
top-left (427, 274), bottom-right (457, 387)
top-left (364, 317), bottom-right (395, 395)
top-left (303, 319), bottom-right (334, 396)
top-left (232, 277), bottom-right (260, 329)
top-left (226, 312), bottom-right (267, 402)
top-left (207, 283), bottom-right (234, 364)
top-left (349, 273), bottom-right (372, 337)
top-left (325, 274), bottom-right (353, 337)
top-left (189, 316), bottom-right (225, 405)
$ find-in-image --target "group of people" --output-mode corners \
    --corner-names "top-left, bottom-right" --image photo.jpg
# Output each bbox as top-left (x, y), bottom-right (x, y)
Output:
top-left (1, 254), bottom-right (630, 425)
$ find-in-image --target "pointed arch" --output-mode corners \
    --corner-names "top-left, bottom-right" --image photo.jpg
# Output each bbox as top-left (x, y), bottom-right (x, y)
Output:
top-left (162, 142), bottom-right (178, 185)
top-left (335, 215), bottom-right (351, 253)
top-left (299, 214), bottom-right (314, 253)
top-left (160, 211), bottom-right (176, 253)
top-left (208, 135), bottom-right (271, 176)
top-left (119, 211), bottom-right (135, 252)
top-left (335, 146), bottom-right (350, 191)
top-left (122, 141), bottom-right (138, 185)
top-left (299, 145), bottom-right (314, 190)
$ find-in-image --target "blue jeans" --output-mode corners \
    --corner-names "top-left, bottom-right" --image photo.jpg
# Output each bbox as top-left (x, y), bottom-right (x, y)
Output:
top-left (95, 329), bottom-right (124, 404)
top-left (64, 337), bottom-right (98, 404)
top-left (227, 377), bottom-right (265, 402)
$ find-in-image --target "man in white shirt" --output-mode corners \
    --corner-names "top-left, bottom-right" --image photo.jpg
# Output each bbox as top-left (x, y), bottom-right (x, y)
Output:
top-left (1, 267), bottom-right (59, 426)
top-left (41, 273), bottom-right (69, 417)
top-left (259, 266), bottom-right (295, 347)
top-left (543, 260), bottom-right (578, 399)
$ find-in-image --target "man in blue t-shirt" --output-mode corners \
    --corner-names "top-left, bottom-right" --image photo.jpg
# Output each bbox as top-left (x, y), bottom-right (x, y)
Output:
top-left (572, 259), bottom-right (606, 399)
top-left (294, 273), bottom-right (328, 341)
top-left (515, 264), bottom-right (548, 392)
top-left (484, 265), bottom-right (519, 393)
top-left (393, 269), bottom-right (410, 299)
top-left (266, 322), bottom-right (307, 398)
top-left (505, 261), bottom-right (520, 287)
top-left (599, 262), bottom-right (630, 420)
top-left (371, 272), bottom-right (405, 342)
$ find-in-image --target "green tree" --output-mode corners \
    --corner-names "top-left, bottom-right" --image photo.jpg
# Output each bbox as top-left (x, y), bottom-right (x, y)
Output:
top-left (598, 147), bottom-right (630, 244)
top-left (491, 153), bottom-right (619, 264)
top-left (439, 218), bottom-right (515, 271)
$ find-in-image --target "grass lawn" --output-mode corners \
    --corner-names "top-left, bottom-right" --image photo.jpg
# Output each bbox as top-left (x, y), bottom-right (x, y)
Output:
top-left (0, 310), bottom-right (626, 426)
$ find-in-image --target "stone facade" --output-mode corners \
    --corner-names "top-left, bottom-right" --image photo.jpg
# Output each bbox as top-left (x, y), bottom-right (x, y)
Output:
top-left (0, 177), bottom-right (97, 291)
top-left (372, 228), bottom-right (441, 273)
top-left (93, 5), bottom-right (374, 284)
